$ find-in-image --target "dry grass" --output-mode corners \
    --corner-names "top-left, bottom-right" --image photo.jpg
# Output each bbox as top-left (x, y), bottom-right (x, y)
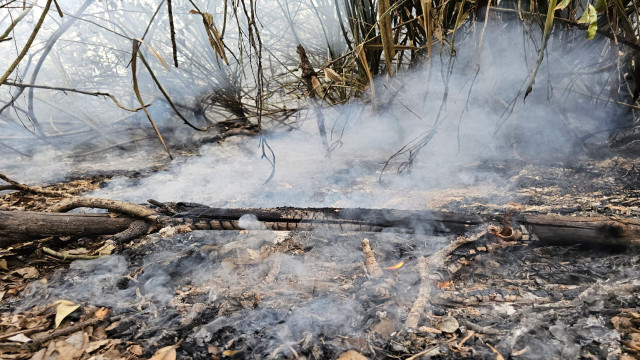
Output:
top-left (1, 0), bottom-right (639, 155)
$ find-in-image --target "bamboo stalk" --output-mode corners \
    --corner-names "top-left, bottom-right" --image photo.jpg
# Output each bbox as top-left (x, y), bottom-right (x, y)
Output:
top-left (378, 0), bottom-right (395, 76)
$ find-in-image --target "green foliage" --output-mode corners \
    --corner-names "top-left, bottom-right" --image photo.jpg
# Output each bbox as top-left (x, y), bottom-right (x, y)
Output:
top-left (578, 3), bottom-right (598, 40)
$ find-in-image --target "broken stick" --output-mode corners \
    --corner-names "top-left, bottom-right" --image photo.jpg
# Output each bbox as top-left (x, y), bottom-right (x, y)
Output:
top-left (405, 229), bottom-right (487, 328)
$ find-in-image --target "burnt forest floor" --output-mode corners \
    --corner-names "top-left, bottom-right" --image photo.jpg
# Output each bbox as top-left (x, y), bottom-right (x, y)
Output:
top-left (0, 154), bottom-right (639, 359)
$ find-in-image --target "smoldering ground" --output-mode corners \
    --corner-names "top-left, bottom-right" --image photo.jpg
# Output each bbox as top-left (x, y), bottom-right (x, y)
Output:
top-left (1, 2), bottom-right (636, 359)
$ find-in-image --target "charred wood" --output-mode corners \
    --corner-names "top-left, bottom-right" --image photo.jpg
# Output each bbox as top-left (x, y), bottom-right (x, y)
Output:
top-left (1, 204), bottom-right (639, 246)
top-left (161, 203), bottom-right (640, 245)
top-left (521, 213), bottom-right (640, 245)
top-left (0, 210), bottom-right (136, 247)
top-left (405, 230), bottom-right (487, 328)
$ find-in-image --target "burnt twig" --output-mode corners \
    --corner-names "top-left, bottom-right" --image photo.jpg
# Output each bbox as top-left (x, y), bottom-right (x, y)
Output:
top-left (405, 229), bottom-right (487, 328)
top-left (42, 247), bottom-right (100, 261)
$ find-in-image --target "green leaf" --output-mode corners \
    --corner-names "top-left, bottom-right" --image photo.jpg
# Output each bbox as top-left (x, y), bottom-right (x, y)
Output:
top-left (577, 4), bottom-right (596, 24)
top-left (586, 20), bottom-right (598, 39)
top-left (554, 0), bottom-right (571, 11)
top-left (578, 4), bottom-right (598, 40)
top-left (594, 0), bottom-right (607, 12)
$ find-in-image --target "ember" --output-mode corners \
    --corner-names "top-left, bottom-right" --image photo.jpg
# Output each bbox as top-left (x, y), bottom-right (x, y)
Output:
top-left (383, 261), bottom-right (404, 270)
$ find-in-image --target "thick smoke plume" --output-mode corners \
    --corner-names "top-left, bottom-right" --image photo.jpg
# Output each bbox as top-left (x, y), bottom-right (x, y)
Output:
top-left (89, 23), bottom-right (617, 209)
top-left (1, 2), bottom-right (621, 202)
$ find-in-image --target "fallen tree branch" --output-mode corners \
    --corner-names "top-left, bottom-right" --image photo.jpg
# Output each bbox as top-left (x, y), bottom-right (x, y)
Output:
top-left (0, 174), bottom-right (70, 197)
top-left (0, 184), bottom-right (20, 192)
top-left (110, 219), bottom-right (150, 243)
top-left (0, 211), bottom-right (136, 247)
top-left (405, 229), bottom-right (488, 328)
top-left (2, 200), bottom-right (639, 247)
top-left (50, 197), bottom-right (156, 218)
top-left (28, 316), bottom-right (106, 348)
top-left (42, 246), bottom-right (100, 261)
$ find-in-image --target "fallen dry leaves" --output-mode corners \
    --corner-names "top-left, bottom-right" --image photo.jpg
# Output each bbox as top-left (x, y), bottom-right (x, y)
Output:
top-left (149, 345), bottom-right (178, 360)
top-left (93, 308), bottom-right (110, 321)
top-left (12, 266), bottom-right (39, 279)
top-left (337, 350), bottom-right (369, 360)
top-left (54, 300), bottom-right (80, 328)
top-left (612, 310), bottom-right (640, 358)
top-left (0, 301), bottom-right (140, 360)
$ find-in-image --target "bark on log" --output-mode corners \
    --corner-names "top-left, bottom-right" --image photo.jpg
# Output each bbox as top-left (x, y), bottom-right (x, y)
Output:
top-left (521, 213), bottom-right (640, 245)
top-left (165, 204), bottom-right (487, 233)
top-left (166, 204), bottom-right (640, 245)
top-left (1, 206), bottom-right (639, 246)
top-left (0, 211), bottom-right (136, 247)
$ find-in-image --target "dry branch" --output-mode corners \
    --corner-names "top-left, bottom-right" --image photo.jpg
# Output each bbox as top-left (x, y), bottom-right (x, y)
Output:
top-left (2, 80), bottom-right (150, 112)
top-left (297, 45), bottom-right (328, 150)
top-left (0, 211), bottom-right (136, 247)
top-left (378, 0), bottom-right (395, 76)
top-left (42, 246), bottom-right (99, 260)
top-left (137, 54), bottom-right (204, 131)
top-left (0, 174), bottom-right (69, 197)
top-left (50, 197), bottom-right (156, 218)
top-left (0, 7), bottom-right (31, 42)
top-left (111, 219), bottom-right (150, 243)
top-left (0, 0), bottom-right (52, 87)
top-left (28, 316), bottom-right (106, 348)
top-left (405, 229), bottom-right (487, 328)
top-left (131, 39), bottom-right (172, 160)
top-left (167, 0), bottom-right (178, 67)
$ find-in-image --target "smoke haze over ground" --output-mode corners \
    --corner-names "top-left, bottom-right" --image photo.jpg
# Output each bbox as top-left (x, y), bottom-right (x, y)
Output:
top-left (2, 3), bottom-right (639, 359)
top-left (87, 23), bottom-right (617, 209)
top-left (0, 2), bottom-right (623, 208)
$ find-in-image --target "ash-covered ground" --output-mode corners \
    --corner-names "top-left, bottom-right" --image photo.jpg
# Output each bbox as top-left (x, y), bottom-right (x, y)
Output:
top-left (1, 3), bottom-right (640, 359)
top-left (4, 225), bottom-right (639, 359)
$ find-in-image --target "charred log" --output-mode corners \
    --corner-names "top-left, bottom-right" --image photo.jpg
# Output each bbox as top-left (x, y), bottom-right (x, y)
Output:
top-left (1, 203), bottom-right (639, 246)
top-left (521, 213), bottom-right (640, 245)
top-left (162, 203), bottom-right (640, 245)
top-left (0, 210), bottom-right (136, 247)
